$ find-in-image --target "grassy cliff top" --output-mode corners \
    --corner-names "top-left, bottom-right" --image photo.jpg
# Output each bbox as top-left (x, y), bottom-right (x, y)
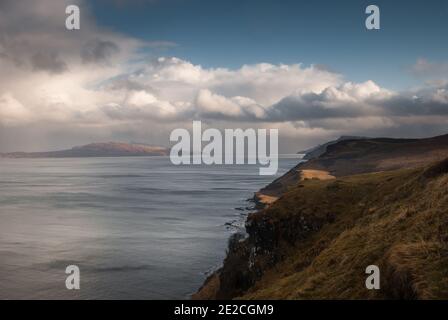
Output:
top-left (260, 133), bottom-right (448, 197)
top-left (194, 158), bottom-right (448, 299)
top-left (241, 159), bottom-right (448, 299)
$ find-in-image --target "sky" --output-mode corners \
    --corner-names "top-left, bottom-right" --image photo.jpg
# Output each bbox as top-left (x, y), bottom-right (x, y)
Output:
top-left (89, 0), bottom-right (448, 90)
top-left (1, 0), bottom-right (448, 152)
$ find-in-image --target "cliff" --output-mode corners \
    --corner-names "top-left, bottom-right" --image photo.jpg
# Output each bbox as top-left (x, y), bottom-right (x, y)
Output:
top-left (194, 133), bottom-right (448, 299)
top-left (298, 135), bottom-right (368, 160)
top-left (259, 134), bottom-right (448, 198)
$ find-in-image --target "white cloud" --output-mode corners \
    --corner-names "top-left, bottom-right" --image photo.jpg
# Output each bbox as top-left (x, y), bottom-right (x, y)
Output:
top-left (0, 93), bottom-right (33, 125)
top-left (126, 90), bottom-right (159, 107)
top-left (1, 1), bottom-right (448, 152)
top-left (265, 81), bottom-right (394, 121)
top-left (195, 89), bottom-right (265, 119)
top-left (125, 57), bottom-right (342, 106)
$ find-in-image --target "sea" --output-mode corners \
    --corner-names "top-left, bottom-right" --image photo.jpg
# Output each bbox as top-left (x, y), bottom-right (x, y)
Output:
top-left (0, 156), bottom-right (302, 299)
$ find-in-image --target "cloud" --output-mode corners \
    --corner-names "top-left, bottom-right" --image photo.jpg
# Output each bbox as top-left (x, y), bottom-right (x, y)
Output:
top-left (117, 57), bottom-right (342, 105)
top-left (81, 39), bottom-right (120, 65)
top-left (31, 52), bottom-right (68, 74)
top-left (409, 58), bottom-right (448, 90)
top-left (195, 89), bottom-right (265, 120)
top-left (95, 60), bottom-right (448, 142)
top-left (0, 0), bottom-right (144, 74)
top-left (411, 58), bottom-right (448, 78)
top-left (0, 93), bottom-right (33, 125)
top-left (266, 81), bottom-right (392, 121)
top-left (1, 1), bottom-right (448, 152)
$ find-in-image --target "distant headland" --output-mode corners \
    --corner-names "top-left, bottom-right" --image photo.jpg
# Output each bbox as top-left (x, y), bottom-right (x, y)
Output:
top-left (0, 142), bottom-right (169, 158)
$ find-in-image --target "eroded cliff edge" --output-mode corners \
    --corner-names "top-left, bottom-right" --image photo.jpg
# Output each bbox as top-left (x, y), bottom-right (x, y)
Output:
top-left (193, 134), bottom-right (448, 299)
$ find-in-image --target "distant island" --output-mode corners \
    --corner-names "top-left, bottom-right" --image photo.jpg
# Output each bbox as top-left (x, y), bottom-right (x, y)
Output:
top-left (0, 142), bottom-right (170, 158)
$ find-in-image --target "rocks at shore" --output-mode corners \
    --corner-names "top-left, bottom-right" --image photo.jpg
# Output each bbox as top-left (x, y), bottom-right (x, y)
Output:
top-left (194, 133), bottom-right (448, 300)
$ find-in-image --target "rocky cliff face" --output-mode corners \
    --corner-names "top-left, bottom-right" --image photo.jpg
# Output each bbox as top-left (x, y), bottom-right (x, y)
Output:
top-left (194, 175), bottom-right (346, 300)
top-left (194, 134), bottom-right (448, 300)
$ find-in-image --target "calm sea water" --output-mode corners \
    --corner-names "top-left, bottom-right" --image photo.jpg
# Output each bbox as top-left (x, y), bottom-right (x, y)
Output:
top-left (0, 156), bottom-right (301, 299)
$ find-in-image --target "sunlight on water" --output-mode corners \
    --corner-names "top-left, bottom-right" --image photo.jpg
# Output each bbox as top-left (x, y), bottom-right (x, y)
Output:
top-left (0, 156), bottom-right (301, 299)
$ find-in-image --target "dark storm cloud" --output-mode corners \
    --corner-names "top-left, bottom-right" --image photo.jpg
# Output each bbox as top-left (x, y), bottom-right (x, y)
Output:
top-left (0, 0), bottom-right (78, 74)
top-left (260, 83), bottom-right (448, 123)
top-left (378, 95), bottom-right (448, 117)
top-left (266, 93), bottom-right (369, 121)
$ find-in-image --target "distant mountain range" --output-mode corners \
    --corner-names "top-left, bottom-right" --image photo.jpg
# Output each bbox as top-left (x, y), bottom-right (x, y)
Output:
top-left (0, 142), bottom-right (169, 158)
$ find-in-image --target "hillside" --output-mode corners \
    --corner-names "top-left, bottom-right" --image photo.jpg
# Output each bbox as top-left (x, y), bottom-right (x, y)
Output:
top-left (194, 158), bottom-right (448, 299)
top-left (298, 136), bottom-right (368, 160)
top-left (194, 133), bottom-right (448, 300)
top-left (0, 142), bottom-right (169, 158)
top-left (260, 133), bottom-right (448, 198)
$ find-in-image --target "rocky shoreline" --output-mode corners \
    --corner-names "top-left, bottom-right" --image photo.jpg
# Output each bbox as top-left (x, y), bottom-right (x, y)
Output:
top-left (193, 189), bottom-right (330, 299)
top-left (192, 163), bottom-right (309, 299)
top-left (192, 134), bottom-right (448, 299)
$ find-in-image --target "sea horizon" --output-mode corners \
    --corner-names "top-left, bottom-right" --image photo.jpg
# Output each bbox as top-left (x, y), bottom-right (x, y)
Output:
top-left (0, 155), bottom-right (302, 299)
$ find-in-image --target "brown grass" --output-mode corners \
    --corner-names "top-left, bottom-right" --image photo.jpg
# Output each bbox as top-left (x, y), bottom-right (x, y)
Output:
top-left (237, 162), bottom-right (448, 299)
top-left (300, 169), bottom-right (335, 181)
top-left (255, 193), bottom-right (279, 206)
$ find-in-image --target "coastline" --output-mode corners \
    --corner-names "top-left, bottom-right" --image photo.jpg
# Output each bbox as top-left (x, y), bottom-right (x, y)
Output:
top-left (192, 159), bottom-right (309, 300)
top-left (192, 135), bottom-right (448, 299)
